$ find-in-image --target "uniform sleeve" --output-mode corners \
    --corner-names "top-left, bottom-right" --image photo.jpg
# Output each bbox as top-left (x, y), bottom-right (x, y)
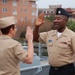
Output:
top-left (39, 32), bottom-right (47, 43)
top-left (71, 35), bottom-right (75, 53)
top-left (14, 43), bottom-right (28, 62)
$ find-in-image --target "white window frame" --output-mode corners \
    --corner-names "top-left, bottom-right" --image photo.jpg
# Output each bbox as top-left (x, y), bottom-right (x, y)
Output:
top-left (13, 0), bottom-right (17, 6)
top-left (32, 10), bottom-right (35, 16)
top-left (32, 2), bottom-right (35, 7)
top-left (13, 9), bottom-right (17, 15)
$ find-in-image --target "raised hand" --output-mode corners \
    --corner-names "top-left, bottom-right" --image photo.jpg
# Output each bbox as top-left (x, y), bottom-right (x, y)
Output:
top-left (26, 26), bottom-right (33, 42)
top-left (35, 13), bottom-right (45, 26)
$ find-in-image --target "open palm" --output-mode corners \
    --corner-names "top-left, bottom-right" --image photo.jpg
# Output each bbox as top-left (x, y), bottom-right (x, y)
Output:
top-left (35, 13), bottom-right (44, 26)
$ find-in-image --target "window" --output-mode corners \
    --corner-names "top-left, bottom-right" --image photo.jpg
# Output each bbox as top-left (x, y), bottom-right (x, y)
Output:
top-left (2, 8), bottom-right (7, 12)
top-left (25, 9), bottom-right (28, 13)
top-left (25, 1), bottom-right (28, 5)
top-left (44, 11), bottom-right (48, 14)
top-left (3, 0), bottom-right (7, 4)
top-left (13, 9), bottom-right (17, 15)
top-left (25, 17), bottom-right (28, 21)
top-left (31, 18), bottom-right (35, 23)
top-left (47, 11), bottom-right (49, 13)
top-left (13, 0), bottom-right (17, 6)
top-left (32, 10), bottom-right (35, 16)
top-left (32, 2), bottom-right (35, 7)
top-left (51, 11), bottom-right (53, 13)
top-left (46, 11), bottom-right (47, 14)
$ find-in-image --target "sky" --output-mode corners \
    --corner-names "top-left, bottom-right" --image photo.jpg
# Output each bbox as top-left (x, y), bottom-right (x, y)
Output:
top-left (36, 0), bottom-right (75, 8)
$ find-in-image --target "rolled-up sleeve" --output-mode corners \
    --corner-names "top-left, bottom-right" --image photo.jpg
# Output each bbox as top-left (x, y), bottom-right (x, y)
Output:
top-left (14, 43), bottom-right (28, 62)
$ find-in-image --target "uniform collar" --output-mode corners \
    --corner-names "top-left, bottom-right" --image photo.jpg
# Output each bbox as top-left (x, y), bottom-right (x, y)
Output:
top-left (52, 27), bottom-right (68, 37)
top-left (0, 35), bottom-right (12, 39)
top-left (52, 30), bottom-right (57, 36)
top-left (61, 27), bottom-right (68, 37)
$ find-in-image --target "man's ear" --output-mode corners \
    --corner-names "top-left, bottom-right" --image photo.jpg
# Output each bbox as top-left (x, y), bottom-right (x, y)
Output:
top-left (9, 28), bottom-right (13, 33)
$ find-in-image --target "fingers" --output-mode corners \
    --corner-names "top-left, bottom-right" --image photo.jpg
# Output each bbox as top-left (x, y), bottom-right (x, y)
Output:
top-left (39, 13), bottom-right (44, 21)
top-left (35, 13), bottom-right (44, 26)
top-left (26, 26), bottom-right (33, 33)
top-left (26, 26), bottom-right (33, 41)
top-left (41, 21), bottom-right (45, 24)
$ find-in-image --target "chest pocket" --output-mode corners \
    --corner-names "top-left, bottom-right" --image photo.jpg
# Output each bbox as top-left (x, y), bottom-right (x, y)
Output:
top-left (58, 42), bottom-right (68, 49)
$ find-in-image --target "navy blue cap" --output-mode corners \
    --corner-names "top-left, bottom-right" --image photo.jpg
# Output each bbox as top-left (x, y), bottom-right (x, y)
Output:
top-left (56, 8), bottom-right (72, 18)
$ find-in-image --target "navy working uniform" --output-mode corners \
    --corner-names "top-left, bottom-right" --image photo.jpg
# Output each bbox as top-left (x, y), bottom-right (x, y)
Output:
top-left (39, 8), bottom-right (75, 75)
top-left (0, 17), bottom-right (28, 75)
top-left (0, 35), bottom-right (27, 75)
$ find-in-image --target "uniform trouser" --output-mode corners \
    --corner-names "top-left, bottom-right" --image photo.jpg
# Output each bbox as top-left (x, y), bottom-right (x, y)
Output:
top-left (49, 63), bottom-right (75, 75)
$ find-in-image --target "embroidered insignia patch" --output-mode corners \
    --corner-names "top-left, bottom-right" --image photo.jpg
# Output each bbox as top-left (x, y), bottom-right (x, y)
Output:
top-left (49, 40), bottom-right (52, 42)
top-left (59, 42), bottom-right (67, 44)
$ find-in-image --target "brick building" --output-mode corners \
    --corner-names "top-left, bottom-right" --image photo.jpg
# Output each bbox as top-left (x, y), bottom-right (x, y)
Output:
top-left (38, 5), bottom-right (75, 18)
top-left (38, 5), bottom-right (62, 17)
top-left (0, 0), bottom-right (37, 37)
top-left (66, 8), bottom-right (75, 18)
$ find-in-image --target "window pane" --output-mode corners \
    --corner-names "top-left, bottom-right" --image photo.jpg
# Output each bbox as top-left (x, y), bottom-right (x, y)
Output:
top-left (3, 0), bottom-right (7, 4)
top-left (2, 8), bottom-right (7, 12)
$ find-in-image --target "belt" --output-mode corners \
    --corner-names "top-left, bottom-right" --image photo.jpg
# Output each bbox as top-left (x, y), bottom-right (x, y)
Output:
top-left (51, 63), bottom-right (74, 70)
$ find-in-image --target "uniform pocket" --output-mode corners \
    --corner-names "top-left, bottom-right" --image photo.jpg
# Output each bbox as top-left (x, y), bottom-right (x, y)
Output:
top-left (58, 43), bottom-right (68, 49)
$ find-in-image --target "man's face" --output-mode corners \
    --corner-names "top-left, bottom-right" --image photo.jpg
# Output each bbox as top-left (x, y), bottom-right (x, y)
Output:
top-left (53, 15), bottom-right (67, 32)
top-left (11, 25), bottom-right (17, 37)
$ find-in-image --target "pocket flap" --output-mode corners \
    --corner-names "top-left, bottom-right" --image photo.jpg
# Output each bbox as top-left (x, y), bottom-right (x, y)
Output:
top-left (58, 43), bottom-right (67, 48)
